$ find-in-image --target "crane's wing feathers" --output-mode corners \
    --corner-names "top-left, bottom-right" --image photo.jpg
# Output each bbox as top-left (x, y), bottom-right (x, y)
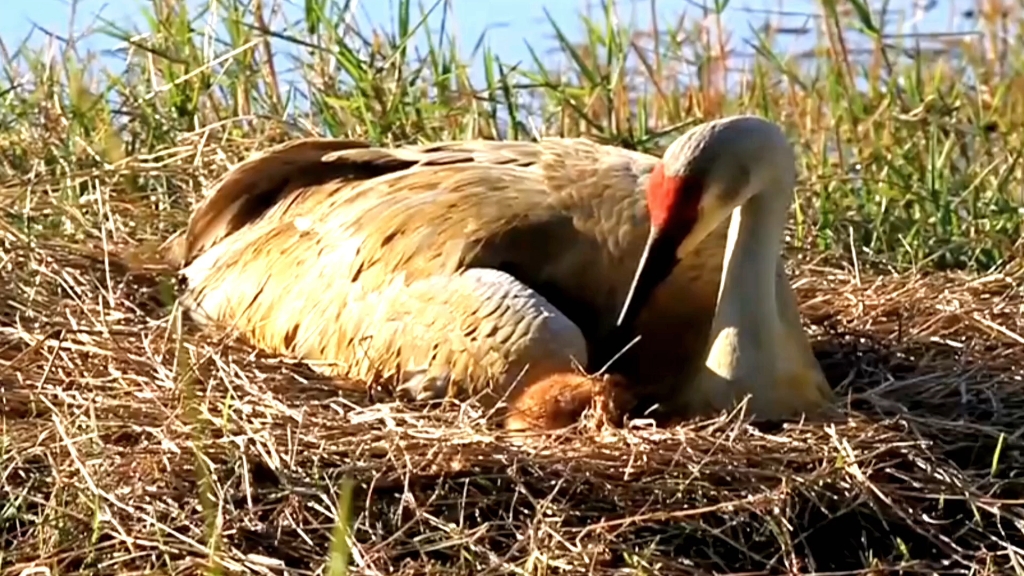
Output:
top-left (178, 136), bottom-right (659, 382)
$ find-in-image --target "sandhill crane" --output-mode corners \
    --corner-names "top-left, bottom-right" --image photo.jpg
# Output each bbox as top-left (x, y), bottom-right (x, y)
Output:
top-left (168, 115), bottom-right (832, 429)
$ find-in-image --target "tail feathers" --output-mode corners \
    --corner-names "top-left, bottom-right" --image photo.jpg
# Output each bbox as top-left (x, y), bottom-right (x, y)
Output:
top-left (157, 230), bottom-right (188, 269)
top-left (99, 233), bottom-right (187, 275)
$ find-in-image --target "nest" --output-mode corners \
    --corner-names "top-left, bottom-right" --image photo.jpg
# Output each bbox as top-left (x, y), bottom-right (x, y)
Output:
top-left (2, 232), bottom-right (1023, 576)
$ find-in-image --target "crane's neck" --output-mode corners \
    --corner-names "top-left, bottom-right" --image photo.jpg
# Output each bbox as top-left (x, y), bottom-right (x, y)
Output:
top-left (706, 180), bottom-right (790, 371)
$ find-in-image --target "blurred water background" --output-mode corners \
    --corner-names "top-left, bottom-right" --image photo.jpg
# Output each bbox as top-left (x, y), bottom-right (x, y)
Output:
top-left (0, 0), bottom-right (995, 91)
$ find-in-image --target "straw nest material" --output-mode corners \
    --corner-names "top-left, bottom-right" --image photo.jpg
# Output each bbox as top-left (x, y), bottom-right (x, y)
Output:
top-left (2, 228), bottom-right (1023, 575)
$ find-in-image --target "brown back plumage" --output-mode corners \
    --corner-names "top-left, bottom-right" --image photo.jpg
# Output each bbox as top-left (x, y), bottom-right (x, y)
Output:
top-left (175, 136), bottom-right (695, 403)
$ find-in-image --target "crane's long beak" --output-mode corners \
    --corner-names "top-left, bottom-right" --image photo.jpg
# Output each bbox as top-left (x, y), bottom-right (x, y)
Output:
top-left (615, 222), bottom-right (693, 329)
top-left (616, 194), bottom-right (741, 330)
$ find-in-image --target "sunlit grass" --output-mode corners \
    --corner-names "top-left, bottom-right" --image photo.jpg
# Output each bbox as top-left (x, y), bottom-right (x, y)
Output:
top-left (0, 0), bottom-right (1021, 271)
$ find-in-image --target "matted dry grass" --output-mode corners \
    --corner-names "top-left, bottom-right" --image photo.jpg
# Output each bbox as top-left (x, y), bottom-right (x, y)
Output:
top-left (2, 229), bottom-right (1023, 575)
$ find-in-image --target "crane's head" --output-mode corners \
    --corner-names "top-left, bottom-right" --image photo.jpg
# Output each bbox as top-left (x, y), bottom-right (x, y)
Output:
top-left (615, 115), bottom-right (796, 329)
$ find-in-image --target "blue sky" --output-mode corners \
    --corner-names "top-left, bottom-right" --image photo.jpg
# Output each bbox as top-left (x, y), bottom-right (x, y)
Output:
top-left (0, 0), bottom-right (973, 71)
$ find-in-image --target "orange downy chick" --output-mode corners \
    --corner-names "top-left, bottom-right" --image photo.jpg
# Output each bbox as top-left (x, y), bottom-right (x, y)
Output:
top-left (503, 372), bottom-right (635, 431)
